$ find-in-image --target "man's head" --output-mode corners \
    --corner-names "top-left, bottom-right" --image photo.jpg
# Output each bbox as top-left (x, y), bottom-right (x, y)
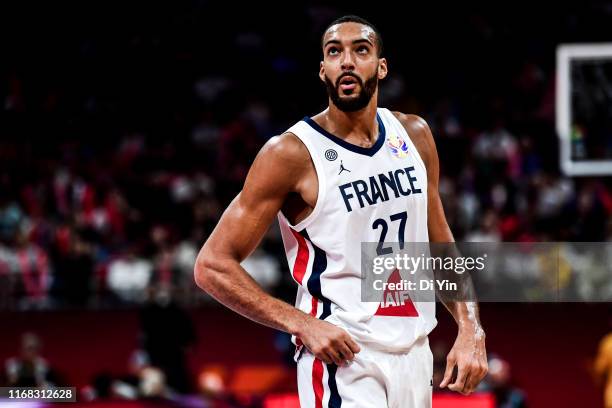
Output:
top-left (320, 15), bottom-right (387, 112)
top-left (21, 332), bottom-right (42, 360)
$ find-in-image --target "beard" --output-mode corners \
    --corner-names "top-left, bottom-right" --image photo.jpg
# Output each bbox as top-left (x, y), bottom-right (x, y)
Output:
top-left (325, 70), bottom-right (378, 112)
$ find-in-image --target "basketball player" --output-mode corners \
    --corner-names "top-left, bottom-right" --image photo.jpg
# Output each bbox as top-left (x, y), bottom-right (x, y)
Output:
top-left (194, 15), bottom-right (488, 407)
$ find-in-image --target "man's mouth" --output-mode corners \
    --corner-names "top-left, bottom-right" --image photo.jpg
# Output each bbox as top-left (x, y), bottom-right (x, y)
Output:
top-left (339, 76), bottom-right (358, 93)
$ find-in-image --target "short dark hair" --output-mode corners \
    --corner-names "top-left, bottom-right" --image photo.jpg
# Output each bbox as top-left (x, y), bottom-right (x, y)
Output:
top-left (321, 15), bottom-right (383, 57)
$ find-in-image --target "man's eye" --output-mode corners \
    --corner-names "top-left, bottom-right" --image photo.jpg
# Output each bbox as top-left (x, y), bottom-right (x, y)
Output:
top-left (357, 46), bottom-right (369, 54)
top-left (328, 48), bottom-right (339, 55)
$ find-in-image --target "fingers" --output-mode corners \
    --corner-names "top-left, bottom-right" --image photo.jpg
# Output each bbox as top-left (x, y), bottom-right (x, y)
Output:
top-left (449, 360), bottom-right (488, 395)
top-left (463, 361), bottom-right (488, 394)
top-left (312, 342), bottom-right (345, 366)
top-left (316, 351), bottom-right (333, 365)
top-left (305, 321), bottom-right (360, 366)
top-left (439, 355), bottom-right (455, 388)
top-left (465, 370), bottom-right (481, 394)
top-left (327, 330), bottom-right (360, 365)
top-left (338, 332), bottom-right (360, 363)
top-left (328, 336), bottom-right (359, 365)
top-left (316, 351), bottom-right (342, 366)
top-left (456, 372), bottom-right (472, 395)
top-left (447, 364), bottom-right (468, 393)
top-left (314, 339), bottom-right (359, 366)
top-left (346, 337), bottom-right (361, 354)
top-left (336, 342), bottom-right (355, 363)
top-left (326, 347), bottom-right (345, 366)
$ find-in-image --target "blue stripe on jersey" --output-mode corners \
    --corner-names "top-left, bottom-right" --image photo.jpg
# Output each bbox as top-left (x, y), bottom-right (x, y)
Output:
top-left (301, 229), bottom-right (332, 320)
top-left (326, 363), bottom-right (342, 407)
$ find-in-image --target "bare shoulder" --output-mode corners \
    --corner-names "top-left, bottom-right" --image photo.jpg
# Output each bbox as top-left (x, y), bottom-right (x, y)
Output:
top-left (244, 131), bottom-right (312, 195)
top-left (258, 132), bottom-right (310, 168)
top-left (391, 111), bottom-right (437, 168)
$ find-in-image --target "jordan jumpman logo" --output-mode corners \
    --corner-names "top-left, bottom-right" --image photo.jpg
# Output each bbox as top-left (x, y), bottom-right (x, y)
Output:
top-left (338, 160), bottom-right (351, 175)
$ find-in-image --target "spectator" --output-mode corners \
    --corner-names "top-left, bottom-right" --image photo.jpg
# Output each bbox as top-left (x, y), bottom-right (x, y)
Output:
top-left (14, 231), bottom-right (51, 310)
top-left (52, 228), bottom-right (95, 307)
top-left (465, 210), bottom-right (501, 242)
top-left (107, 246), bottom-right (153, 303)
top-left (241, 248), bottom-right (281, 291)
top-left (481, 356), bottom-right (528, 408)
top-left (594, 332), bottom-right (612, 408)
top-left (5, 332), bottom-right (55, 387)
top-left (0, 243), bottom-right (18, 309)
top-left (0, 195), bottom-right (24, 243)
top-left (139, 284), bottom-right (196, 393)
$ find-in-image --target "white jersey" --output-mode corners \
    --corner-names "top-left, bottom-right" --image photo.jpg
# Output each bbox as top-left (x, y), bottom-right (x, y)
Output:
top-left (278, 107), bottom-right (437, 356)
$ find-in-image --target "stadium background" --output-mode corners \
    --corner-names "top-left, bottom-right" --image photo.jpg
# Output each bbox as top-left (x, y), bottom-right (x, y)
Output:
top-left (0, 1), bottom-right (611, 407)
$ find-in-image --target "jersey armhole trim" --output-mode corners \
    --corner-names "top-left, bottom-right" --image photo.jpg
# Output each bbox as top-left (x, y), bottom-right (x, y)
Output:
top-left (383, 108), bottom-right (429, 178)
top-left (278, 125), bottom-right (327, 232)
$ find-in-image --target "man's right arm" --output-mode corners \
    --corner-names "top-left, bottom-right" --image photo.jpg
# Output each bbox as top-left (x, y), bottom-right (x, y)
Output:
top-left (194, 133), bottom-right (360, 365)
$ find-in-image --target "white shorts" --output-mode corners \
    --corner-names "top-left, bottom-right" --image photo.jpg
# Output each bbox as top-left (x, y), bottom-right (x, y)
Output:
top-left (297, 336), bottom-right (433, 408)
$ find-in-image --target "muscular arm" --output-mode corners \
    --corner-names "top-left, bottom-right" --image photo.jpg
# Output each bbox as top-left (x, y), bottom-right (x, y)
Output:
top-left (194, 133), bottom-right (359, 365)
top-left (394, 112), bottom-right (488, 394)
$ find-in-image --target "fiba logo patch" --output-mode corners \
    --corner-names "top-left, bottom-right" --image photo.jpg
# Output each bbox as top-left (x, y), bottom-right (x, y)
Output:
top-left (386, 134), bottom-right (409, 158)
top-left (325, 149), bottom-right (338, 161)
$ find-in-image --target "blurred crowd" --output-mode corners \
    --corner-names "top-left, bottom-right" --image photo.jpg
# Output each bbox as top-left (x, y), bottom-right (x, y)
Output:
top-left (1, 329), bottom-right (532, 407)
top-left (1, 4), bottom-right (611, 407)
top-left (0, 2), bottom-right (611, 311)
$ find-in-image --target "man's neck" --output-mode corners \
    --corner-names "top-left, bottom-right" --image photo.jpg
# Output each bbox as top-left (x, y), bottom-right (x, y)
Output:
top-left (322, 102), bottom-right (379, 146)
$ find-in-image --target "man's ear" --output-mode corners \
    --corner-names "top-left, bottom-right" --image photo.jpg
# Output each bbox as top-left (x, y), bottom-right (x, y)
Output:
top-left (378, 58), bottom-right (388, 80)
top-left (319, 61), bottom-right (326, 82)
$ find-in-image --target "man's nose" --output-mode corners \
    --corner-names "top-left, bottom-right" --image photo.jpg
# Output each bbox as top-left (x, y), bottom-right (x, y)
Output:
top-left (340, 50), bottom-right (355, 71)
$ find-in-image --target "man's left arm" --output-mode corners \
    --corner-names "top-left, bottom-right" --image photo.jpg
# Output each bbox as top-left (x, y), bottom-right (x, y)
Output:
top-left (395, 112), bottom-right (488, 395)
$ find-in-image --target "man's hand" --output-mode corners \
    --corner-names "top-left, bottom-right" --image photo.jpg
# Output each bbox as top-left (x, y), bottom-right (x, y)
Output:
top-left (440, 324), bottom-right (488, 395)
top-left (298, 317), bottom-right (361, 366)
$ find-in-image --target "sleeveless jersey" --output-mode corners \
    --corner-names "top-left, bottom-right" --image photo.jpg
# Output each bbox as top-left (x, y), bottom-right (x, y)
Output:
top-left (278, 107), bottom-right (437, 356)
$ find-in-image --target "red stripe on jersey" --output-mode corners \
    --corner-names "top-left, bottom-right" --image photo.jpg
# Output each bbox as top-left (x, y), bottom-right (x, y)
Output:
top-left (312, 358), bottom-right (324, 408)
top-left (310, 295), bottom-right (318, 316)
top-left (290, 229), bottom-right (309, 285)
